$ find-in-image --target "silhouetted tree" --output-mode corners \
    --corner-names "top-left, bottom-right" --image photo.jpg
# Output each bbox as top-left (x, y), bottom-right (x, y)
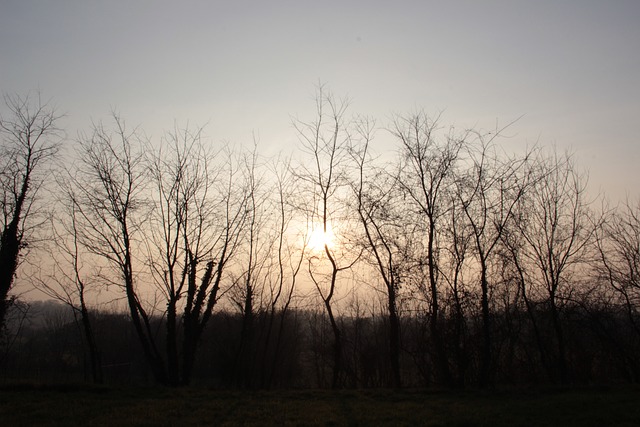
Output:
top-left (507, 150), bottom-right (595, 383)
top-left (260, 156), bottom-right (307, 388)
top-left (32, 202), bottom-right (103, 384)
top-left (144, 125), bottom-right (248, 386)
top-left (596, 199), bottom-right (640, 338)
top-left (350, 116), bottom-right (405, 388)
top-left (69, 115), bottom-right (168, 382)
top-left (71, 117), bottom-right (249, 386)
top-left (228, 142), bottom-right (272, 388)
top-left (455, 127), bottom-right (531, 387)
top-left (0, 93), bottom-right (61, 329)
top-left (392, 112), bottom-right (466, 386)
top-left (294, 85), bottom-right (359, 388)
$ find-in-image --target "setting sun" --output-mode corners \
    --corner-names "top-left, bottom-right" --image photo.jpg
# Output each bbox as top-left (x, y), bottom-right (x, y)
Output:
top-left (308, 225), bottom-right (335, 252)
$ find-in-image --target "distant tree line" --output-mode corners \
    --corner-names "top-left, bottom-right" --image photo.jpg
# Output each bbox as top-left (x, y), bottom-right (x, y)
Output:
top-left (1, 87), bottom-right (639, 388)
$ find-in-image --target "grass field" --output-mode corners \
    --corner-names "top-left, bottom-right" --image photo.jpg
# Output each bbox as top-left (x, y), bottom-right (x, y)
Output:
top-left (1, 383), bottom-right (639, 426)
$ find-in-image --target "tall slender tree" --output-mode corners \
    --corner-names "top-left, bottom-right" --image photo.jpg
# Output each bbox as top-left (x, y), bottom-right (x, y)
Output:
top-left (70, 115), bottom-right (169, 382)
top-left (351, 116), bottom-right (408, 388)
top-left (509, 151), bottom-right (594, 383)
top-left (261, 156), bottom-right (307, 388)
top-left (294, 85), bottom-right (358, 388)
top-left (455, 128), bottom-right (531, 387)
top-left (392, 112), bottom-right (465, 386)
top-left (32, 201), bottom-right (103, 384)
top-left (595, 199), bottom-right (640, 338)
top-left (0, 93), bottom-right (61, 329)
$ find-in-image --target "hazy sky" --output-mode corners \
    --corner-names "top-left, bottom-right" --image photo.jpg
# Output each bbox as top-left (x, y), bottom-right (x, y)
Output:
top-left (2, 0), bottom-right (639, 200)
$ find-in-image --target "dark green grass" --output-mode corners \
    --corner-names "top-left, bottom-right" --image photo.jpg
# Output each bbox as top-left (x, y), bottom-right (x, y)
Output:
top-left (1, 383), bottom-right (639, 426)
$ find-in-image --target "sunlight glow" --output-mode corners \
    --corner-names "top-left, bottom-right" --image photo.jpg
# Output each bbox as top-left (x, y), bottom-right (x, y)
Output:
top-left (308, 224), bottom-right (335, 252)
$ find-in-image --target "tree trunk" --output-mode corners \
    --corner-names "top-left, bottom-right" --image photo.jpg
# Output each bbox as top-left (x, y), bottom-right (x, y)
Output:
top-left (325, 301), bottom-right (342, 389)
top-left (427, 221), bottom-right (452, 387)
top-left (234, 286), bottom-right (255, 388)
top-left (387, 285), bottom-right (402, 388)
top-left (123, 257), bottom-right (168, 385)
top-left (79, 297), bottom-right (103, 384)
top-left (479, 260), bottom-right (493, 388)
top-left (550, 295), bottom-right (568, 384)
top-left (166, 299), bottom-right (180, 386)
top-left (0, 176), bottom-right (28, 328)
top-left (0, 229), bottom-right (19, 328)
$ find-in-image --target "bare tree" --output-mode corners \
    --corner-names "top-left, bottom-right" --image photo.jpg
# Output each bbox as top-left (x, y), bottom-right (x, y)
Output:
top-left (227, 142), bottom-right (273, 387)
top-left (294, 85), bottom-right (359, 388)
top-left (440, 189), bottom-right (474, 386)
top-left (350, 116), bottom-right (405, 388)
top-left (455, 127), bottom-right (531, 387)
top-left (145, 126), bottom-right (248, 386)
top-left (391, 112), bottom-right (466, 386)
top-left (507, 151), bottom-right (595, 383)
top-left (0, 93), bottom-right (62, 328)
top-left (596, 199), bottom-right (640, 337)
top-left (68, 115), bottom-right (168, 382)
top-left (32, 201), bottom-right (103, 384)
top-left (70, 117), bottom-right (249, 386)
top-left (260, 156), bottom-right (307, 388)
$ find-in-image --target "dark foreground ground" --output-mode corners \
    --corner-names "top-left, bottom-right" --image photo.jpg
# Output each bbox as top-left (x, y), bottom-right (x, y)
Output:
top-left (0, 383), bottom-right (639, 426)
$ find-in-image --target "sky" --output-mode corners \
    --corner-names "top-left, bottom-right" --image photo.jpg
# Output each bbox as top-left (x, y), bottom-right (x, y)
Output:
top-left (1, 0), bottom-right (639, 201)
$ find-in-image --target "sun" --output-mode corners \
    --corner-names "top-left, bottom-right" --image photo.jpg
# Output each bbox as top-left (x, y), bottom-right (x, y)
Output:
top-left (308, 224), bottom-right (335, 252)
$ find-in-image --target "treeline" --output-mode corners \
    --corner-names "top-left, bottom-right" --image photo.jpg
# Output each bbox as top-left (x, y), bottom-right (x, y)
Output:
top-left (2, 299), bottom-right (640, 388)
top-left (1, 87), bottom-right (639, 388)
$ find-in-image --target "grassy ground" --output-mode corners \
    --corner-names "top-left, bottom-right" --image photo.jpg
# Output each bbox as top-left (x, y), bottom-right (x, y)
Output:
top-left (0, 383), bottom-right (639, 426)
